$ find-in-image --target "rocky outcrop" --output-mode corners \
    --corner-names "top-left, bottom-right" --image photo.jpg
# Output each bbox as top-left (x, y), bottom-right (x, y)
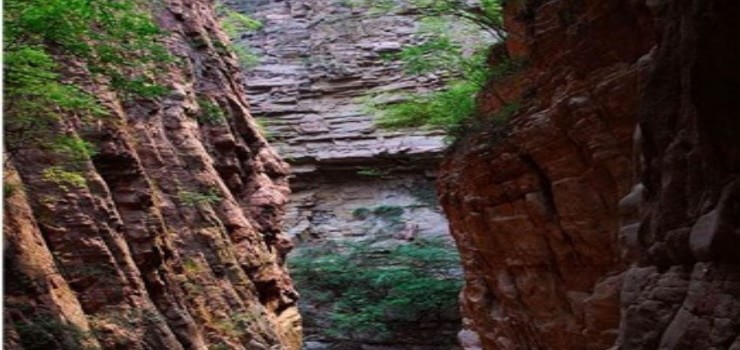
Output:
top-left (232, 0), bottom-right (450, 169)
top-left (440, 0), bottom-right (740, 349)
top-left (438, 0), bottom-right (655, 349)
top-left (3, 1), bottom-right (301, 349)
top-left (229, 0), bottom-right (471, 348)
top-left (615, 1), bottom-right (740, 348)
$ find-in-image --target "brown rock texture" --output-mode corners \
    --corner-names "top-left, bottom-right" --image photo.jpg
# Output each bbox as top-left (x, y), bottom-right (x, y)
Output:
top-left (3, 0), bottom-right (301, 349)
top-left (438, 0), bottom-right (655, 349)
top-left (440, 0), bottom-right (740, 349)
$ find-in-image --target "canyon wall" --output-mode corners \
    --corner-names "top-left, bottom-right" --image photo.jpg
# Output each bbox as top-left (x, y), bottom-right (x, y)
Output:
top-left (230, 0), bottom-right (469, 348)
top-left (235, 0), bottom-right (451, 245)
top-left (439, 0), bottom-right (654, 348)
top-left (440, 0), bottom-right (740, 349)
top-left (615, 0), bottom-right (740, 348)
top-left (3, 1), bottom-right (301, 349)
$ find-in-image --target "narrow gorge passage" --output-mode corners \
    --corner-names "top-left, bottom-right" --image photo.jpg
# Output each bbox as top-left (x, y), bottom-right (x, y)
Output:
top-left (230, 0), bottom-right (489, 348)
top-left (4, 0), bottom-right (740, 350)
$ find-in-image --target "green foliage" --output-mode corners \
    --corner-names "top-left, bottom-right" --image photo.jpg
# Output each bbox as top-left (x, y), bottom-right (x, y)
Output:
top-left (213, 309), bottom-right (260, 339)
top-left (4, 0), bottom-right (171, 154)
top-left (41, 166), bottom-right (87, 190)
top-left (196, 98), bottom-right (226, 125)
top-left (178, 189), bottom-right (222, 207)
top-left (374, 80), bottom-right (479, 132)
top-left (216, 4), bottom-right (262, 38)
top-left (51, 135), bottom-right (97, 162)
top-left (364, 1), bottom-right (526, 138)
top-left (350, 0), bottom-right (504, 35)
top-left (215, 3), bottom-right (262, 69)
top-left (15, 316), bottom-right (91, 350)
top-left (374, 48), bottom-right (525, 135)
top-left (372, 205), bottom-right (405, 219)
top-left (383, 35), bottom-right (459, 75)
top-left (254, 118), bottom-right (276, 141)
top-left (356, 167), bottom-right (391, 177)
top-left (290, 239), bottom-right (461, 340)
top-left (4, 181), bottom-right (21, 199)
top-left (231, 45), bottom-right (261, 69)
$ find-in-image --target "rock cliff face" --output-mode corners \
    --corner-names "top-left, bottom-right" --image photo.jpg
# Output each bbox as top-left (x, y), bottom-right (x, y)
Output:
top-left (439, 0), bottom-right (655, 348)
top-left (439, 0), bottom-right (740, 349)
top-left (229, 0), bottom-right (468, 348)
top-left (615, 1), bottom-right (740, 348)
top-left (3, 1), bottom-right (301, 349)
top-left (233, 0), bottom-right (449, 167)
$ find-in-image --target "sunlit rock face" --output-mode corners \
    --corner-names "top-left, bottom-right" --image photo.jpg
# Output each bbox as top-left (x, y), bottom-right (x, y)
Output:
top-left (438, 0), bottom-right (655, 349)
top-left (3, 0), bottom-right (301, 349)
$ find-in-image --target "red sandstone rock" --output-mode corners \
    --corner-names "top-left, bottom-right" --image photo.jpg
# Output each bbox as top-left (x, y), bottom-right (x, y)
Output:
top-left (3, 0), bottom-right (301, 349)
top-left (439, 1), bottom-right (655, 349)
top-left (441, 0), bottom-right (740, 349)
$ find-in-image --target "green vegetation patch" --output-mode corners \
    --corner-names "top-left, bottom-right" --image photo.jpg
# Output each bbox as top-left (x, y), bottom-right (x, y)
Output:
top-left (290, 238), bottom-right (462, 341)
top-left (4, 0), bottom-right (172, 166)
top-left (15, 315), bottom-right (91, 350)
top-left (178, 189), bottom-right (222, 207)
top-left (41, 166), bottom-right (87, 190)
top-left (196, 97), bottom-right (227, 125)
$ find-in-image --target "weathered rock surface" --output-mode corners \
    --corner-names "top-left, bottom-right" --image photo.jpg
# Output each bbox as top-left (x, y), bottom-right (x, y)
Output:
top-left (440, 0), bottom-right (740, 349)
top-left (230, 0), bottom-right (454, 169)
top-left (438, 0), bottom-right (655, 349)
top-left (228, 0), bottom-right (473, 348)
top-left (3, 0), bottom-right (301, 349)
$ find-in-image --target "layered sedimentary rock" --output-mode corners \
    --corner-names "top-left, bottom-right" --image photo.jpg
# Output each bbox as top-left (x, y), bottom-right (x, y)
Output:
top-left (232, 0), bottom-right (449, 167)
top-left (4, 1), bottom-right (301, 349)
top-left (438, 0), bottom-right (655, 348)
top-left (440, 0), bottom-right (740, 349)
top-left (228, 0), bottom-right (467, 348)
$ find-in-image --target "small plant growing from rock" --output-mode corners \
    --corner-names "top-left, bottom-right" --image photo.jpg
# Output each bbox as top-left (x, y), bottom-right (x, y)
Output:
top-left (196, 98), bottom-right (226, 125)
top-left (51, 135), bottom-right (97, 162)
top-left (41, 166), bottom-right (87, 190)
top-left (178, 189), bottom-right (222, 207)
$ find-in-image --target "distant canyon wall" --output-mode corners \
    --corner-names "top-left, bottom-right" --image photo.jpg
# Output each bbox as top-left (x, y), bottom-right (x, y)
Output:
top-left (233, 0), bottom-right (463, 348)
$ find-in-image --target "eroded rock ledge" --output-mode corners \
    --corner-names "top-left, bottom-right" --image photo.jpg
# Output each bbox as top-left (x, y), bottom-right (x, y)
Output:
top-left (4, 1), bottom-right (301, 349)
top-left (439, 0), bottom-right (740, 349)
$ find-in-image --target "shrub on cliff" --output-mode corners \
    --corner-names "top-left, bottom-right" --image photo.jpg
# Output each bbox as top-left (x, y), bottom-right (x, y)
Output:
top-left (4, 0), bottom-right (171, 185)
top-left (289, 238), bottom-right (461, 341)
top-left (360, 0), bottom-right (523, 137)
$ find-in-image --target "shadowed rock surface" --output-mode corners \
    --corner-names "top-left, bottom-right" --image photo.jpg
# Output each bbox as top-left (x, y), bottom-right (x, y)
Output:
top-left (615, 1), bottom-right (740, 348)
